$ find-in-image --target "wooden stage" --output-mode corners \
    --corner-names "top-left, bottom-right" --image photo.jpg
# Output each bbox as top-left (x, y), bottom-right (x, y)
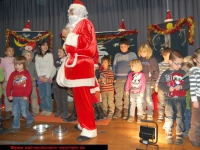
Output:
top-left (0, 102), bottom-right (199, 150)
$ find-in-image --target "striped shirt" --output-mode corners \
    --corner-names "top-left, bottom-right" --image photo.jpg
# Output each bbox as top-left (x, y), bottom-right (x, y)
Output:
top-left (189, 67), bottom-right (200, 102)
top-left (156, 61), bottom-right (169, 83)
top-left (98, 69), bottom-right (114, 92)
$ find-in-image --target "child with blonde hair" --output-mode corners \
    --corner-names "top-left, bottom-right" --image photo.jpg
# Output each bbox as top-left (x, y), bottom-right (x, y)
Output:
top-left (125, 59), bottom-right (146, 123)
top-left (0, 46), bottom-right (15, 119)
top-left (138, 43), bottom-right (159, 120)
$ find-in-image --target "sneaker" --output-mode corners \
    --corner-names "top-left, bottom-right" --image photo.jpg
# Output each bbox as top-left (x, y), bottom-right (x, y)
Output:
top-left (31, 112), bottom-right (39, 116)
top-left (122, 109), bottom-right (128, 120)
top-left (137, 115), bottom-right (142, 124)
top-left (112, 109), bottom-right (121, 119)
top-left (40, 111), bottom-right (47, 115)
top-left (166, 131), bottom-right (174, 144)
top-left (175, 133), bottom-right (183, 145)
top-left (10, 128), bottom-right (20, 133)
top-left (45, 112), bottom-right (52, 116)
top-left (106, 111), bottom-right (113, 119)
top-left (26, 121), bottom-right (34, 129)
top-left (183, 130), bottom-right (188, 138)
top-left (127, 116), bottom-right (134, 122)
top-left (61, 112), bottom-right (68, 119)
top-left (141, 112), bottom-right (146, 119)
top-left (147, 115), bottom-right (153, 121)
top-left (190, 141), bottom-right (200, 147)
top-left (54, 111), bottom-right (61, 117)
top-left (157, 115), bottom-right (163, 122)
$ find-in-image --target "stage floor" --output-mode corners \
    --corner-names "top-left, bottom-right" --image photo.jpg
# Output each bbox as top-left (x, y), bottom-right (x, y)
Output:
top-left (0, 102), bottom-right (199, 150)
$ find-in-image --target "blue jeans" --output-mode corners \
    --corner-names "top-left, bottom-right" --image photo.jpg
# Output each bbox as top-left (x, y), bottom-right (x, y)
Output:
top-left (184, 109), bottom-right (191, 131)
top-left (12, 97), bottom-right (34, 129)
top-left (143, 83), bottom-right (154, 116)
top-left (38, 82), bottom-right (53, 112)
top-left (163, 99), bottom-right (185, 133)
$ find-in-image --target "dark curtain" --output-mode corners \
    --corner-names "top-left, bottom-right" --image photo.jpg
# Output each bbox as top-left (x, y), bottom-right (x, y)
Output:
top-left (0, 0), bottom-right (200, 57)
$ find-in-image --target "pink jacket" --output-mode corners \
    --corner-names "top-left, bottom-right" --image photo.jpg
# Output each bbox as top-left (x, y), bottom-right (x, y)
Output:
top-left (0, 57), bottom-right (15, 81)
top-left (125, 72), bottom-right (146, 94)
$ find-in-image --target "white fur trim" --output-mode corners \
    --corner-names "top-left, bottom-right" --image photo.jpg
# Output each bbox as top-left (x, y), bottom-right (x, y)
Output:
top-left (80, 128), bottom-right (97, 138)
top-left (23, 28), bottom-right (31, 31)
top-left (164, 19), bottom-right (173, 22)
top-left (118, 29), bottom-right (126, 31)
top-left (61, 78), bottom-right (95, 87)
top-left (69, 4), bottom-right (86, 11)
top-left (65, 53), bottom-right (78, 68)
top-left (78, 124), bottom-right (83, 130)
top-left (90, 87), bottom-right (100, 93)
top-left (94, 64), bottom-right (98, 68)
top-left (65, 33), bottom-right (79, 48)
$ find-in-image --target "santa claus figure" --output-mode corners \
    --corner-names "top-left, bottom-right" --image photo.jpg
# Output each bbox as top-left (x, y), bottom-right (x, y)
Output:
top-left (61, 0), bottom-right (97, 142)
top-left (166, 72), bottom-right (186, 97)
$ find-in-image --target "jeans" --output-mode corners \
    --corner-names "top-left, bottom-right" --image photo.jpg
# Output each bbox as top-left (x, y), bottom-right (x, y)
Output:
top-left (12, 97), bottom-right (34, 129)
top-left (157, 88), bottom-right (165, 116)
top-left (38, 82), bottom-right (53, 112)
top-left (143, 83), bottom-right (154, 116)
top-left (163, 99), bottom-right (185, 133)
top-left (184, 109), bottom-right (191, 131)
top-left (3, 81), bottom-right (12, 111)
top-left (129, 93), bottom-right (143, 117)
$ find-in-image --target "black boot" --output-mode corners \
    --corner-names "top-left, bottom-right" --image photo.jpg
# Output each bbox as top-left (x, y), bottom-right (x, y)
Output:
top-left (0, 119), bottom-right (8, 134)
top-left (63, 108), bottom-right (77, 122)
top-left (93, 103), bottom-right (106, 121)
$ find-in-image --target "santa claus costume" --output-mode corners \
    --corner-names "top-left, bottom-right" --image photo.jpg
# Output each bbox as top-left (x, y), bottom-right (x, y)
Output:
top-left (59, 0), bottom-right (97, 141)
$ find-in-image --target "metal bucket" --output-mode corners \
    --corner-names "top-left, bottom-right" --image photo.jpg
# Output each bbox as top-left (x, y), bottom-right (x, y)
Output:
top-left (33, 124), bottom-right (49, 134)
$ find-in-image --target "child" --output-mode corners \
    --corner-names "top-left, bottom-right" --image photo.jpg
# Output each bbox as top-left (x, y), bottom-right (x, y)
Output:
top-left (98, 55), bottom-right (114, 118)
top-left (181, 62), bottom-right (193, 137)
top-left (188, 48), bottom-right (200, 147)
top-left (125, 59), bottom-right (146, 123)
top-left (183, 55), bottom-right (194, 65)
top-left (6, 56), bottom-right (34, 133)
top-left (138, 43), bottom-right (159, 120)
top-left (35, 40), bottom-right (56, 116)
top-left (0, 46), bottom-right (15, 119)
top-left (158, 50), bottom-right (189, 145)
top-left (22, 50), bottom-right (39, 116)
top-left (53, 47), bottom-right (68, 118)
top-left (0, 66), bottom-right (4, 120)
top-left (112, 38), bottom-right (137, 119)
top-left (156, 47), bottom-right (172, 122)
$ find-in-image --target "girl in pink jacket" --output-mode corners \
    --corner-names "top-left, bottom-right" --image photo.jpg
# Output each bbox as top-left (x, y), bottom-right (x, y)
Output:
top-left (125, 59), bottom-right (146, 123)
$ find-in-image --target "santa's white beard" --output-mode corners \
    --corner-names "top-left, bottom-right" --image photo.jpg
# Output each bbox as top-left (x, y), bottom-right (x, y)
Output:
top-left (66, 15), bottom-right (82, 32)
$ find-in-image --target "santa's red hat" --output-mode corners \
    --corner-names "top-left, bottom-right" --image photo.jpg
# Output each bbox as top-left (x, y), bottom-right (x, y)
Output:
top-left (25, 42), bottom-right (36, 51)
top-left (69, 0), bottom-right (86, 11)
top-left (118, 19), bottom-right (126, 31)
top-left (164, 10), bottom-right (173, 22)
top-left (23, 20), bottom-right (31, 31)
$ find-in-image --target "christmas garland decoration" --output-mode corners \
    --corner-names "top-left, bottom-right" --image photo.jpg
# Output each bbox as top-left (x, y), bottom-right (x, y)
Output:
top-left (147, 16), bottom-right (195, 44)
top-left (96, 30), bottom-right (138, 41)
top-left (5, 29), bottom-right (53, 48)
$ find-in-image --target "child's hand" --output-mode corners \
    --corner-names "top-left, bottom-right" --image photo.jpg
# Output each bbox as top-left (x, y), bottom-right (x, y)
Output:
top-left (125, 92), bottom-right (129, 96)
top-left (113, 80), bottom-right (116, 83)
top-left (43, 77), bottom-right (48, 82)
top-left (39, 76), bottom-right (44, 82)
top-left (169, 86), bottom-right (174, 92)
top-left (193, 101), bottom-right (199, 108)
top-left (23, 97), bottom-right (28, 100)
top-left (2, 83), bottom-right (5, 90)
top-left (49, 78), bottom-right (53, 83)
top-left (8, 96), bottom-right (13, 100)
top-left (154, 84), bottom-right (158, 92)
top-left (175, 85), bottom-right (181, 91)
top-left (32, 77), bottom-right (36, 80)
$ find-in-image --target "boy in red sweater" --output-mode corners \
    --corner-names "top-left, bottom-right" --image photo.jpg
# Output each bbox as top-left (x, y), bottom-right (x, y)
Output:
top-left (6, 56), bottom-right (34, 133)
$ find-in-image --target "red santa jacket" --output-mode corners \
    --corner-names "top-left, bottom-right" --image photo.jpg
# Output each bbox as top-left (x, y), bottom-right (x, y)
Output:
top-left (63, 18), bottom-right (97, 87)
